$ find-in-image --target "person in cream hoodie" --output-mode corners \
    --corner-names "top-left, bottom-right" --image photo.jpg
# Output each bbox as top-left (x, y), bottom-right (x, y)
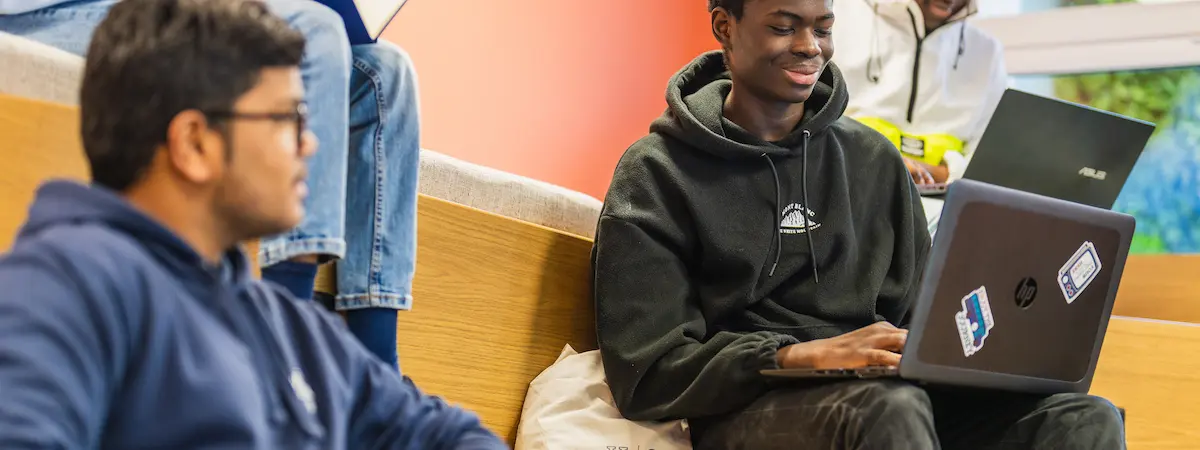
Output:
top-left (833, 0), bottom-right (1008, 186)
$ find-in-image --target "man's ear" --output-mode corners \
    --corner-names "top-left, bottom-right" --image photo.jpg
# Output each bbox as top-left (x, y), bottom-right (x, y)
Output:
top-left (711, 7), bottom-right (733, 50)
top-left (163, 110), bottom-right (225, 185)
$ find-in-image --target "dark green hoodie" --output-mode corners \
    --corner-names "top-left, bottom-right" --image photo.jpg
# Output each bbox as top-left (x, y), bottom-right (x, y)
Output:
top-left (592, 51), bottom-right (932, 421)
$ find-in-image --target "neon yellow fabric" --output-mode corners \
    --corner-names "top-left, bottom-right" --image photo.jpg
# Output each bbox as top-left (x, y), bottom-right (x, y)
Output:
top-left (853, 116), bottom-right (964, 166)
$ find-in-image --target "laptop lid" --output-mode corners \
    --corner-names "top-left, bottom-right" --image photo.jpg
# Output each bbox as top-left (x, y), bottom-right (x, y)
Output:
top-left (356, 0), bottom-right (406, 40)
top-left (900, 180), bottom-right (1135, 395)
top-left (962, 89), bottom-right (1154, 209)
top-left (316, 0), bottom-right (407, 44)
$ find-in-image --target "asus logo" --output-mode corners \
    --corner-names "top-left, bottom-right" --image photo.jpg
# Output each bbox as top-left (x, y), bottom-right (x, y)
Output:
top-left (1078, 167), bottom-right (1107, 180)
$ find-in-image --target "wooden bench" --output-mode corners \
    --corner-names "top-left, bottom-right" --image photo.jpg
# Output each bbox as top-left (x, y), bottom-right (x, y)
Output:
top-left (1113, 255), bottom-right (1200, 324)
top-left (4, 92), bottom-right (1199, 448)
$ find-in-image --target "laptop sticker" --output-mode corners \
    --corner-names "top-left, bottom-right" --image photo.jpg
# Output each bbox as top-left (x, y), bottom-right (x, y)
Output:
top-left (1058, 241), bottom-right (1102, 304)
top-left (955, 286), bottom-right (994, 357)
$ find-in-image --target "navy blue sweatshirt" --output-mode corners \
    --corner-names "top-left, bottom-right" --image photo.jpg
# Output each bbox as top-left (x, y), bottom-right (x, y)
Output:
top-left (0, 181), bottom-right (507, 449)
top-left (592, 51), bottom-right (930, 421)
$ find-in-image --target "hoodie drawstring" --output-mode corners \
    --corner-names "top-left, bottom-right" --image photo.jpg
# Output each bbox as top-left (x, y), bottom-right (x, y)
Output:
top-left (953, 21), bottom-right (966, 70)
top-left (762, 130), bottom-right (820, 283)
top-left (764, 154), bottom-right (782, 277)
top-left (867, 2), bottom-right (883, 83)
top-left (800, 131), bottom-right (819, 283)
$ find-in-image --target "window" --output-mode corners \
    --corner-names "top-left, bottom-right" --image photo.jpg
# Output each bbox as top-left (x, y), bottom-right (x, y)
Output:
top-left (1013, 67), bottom-right (1200, 254)
top-left (979, 0), bottom-right (1200, 18)
top-left (978, 0), bottom-right (1200, 254)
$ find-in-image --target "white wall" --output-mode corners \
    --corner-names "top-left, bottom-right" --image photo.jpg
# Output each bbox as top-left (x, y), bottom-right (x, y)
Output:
top-left (974, 0), bottom-right (1200, 75)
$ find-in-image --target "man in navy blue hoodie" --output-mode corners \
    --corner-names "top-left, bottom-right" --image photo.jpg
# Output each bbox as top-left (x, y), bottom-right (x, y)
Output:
top-left (0, 0), bottom-right (506, 448)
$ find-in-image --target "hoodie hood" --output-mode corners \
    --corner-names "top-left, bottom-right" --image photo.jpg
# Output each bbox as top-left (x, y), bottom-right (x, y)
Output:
top-left (19, 180), bottom-right (252, 285)
top-left (651, 50), bottom-right (850, 160)
top-left (650, 50), bottom-right (852, 282)
top-left (860, 0), bottom-right (980, 81)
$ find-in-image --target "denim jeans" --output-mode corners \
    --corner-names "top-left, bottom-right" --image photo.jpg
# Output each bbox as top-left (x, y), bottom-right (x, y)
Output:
top-left (0, 0), bottom-right (420, 312)
top-left (690, 380), bottom-right (1126, 450)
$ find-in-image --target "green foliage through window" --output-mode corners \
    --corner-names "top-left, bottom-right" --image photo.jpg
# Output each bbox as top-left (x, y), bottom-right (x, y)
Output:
top-left (1042, 0), bottom-right (1200, 254)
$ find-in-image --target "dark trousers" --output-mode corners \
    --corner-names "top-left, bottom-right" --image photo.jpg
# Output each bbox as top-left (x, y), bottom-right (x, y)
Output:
top-left (690, 380), bottom-right (1125, 450)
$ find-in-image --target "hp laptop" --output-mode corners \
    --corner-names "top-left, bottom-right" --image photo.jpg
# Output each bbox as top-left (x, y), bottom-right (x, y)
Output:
top-left (316, 0), bottom-right (408, 45)
top-left (762, 180), bottom-right (1135, 395)
top-left (917, 88), bottom-right (1154, 210)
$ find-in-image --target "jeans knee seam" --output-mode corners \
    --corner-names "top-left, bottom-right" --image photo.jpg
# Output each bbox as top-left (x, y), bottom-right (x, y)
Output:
top-left (352, 59), bottom-right (389, 298)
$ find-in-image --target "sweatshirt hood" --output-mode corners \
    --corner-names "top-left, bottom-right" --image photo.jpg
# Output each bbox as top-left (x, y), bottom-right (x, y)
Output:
top-left (19, 180), bottom-right (252, 285)
top-left (651, 50), bottom-right (850, 160)
top-left (651, 50), bottom-right (851, 283)
top-left (861, 0), bottom-right (979, 81)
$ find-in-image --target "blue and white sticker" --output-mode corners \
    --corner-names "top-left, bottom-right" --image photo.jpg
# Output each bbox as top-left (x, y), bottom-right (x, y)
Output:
top-left (1058, 241), bottom-right (1102, 304)
top-left (954, 286), bottom-right (994, 357)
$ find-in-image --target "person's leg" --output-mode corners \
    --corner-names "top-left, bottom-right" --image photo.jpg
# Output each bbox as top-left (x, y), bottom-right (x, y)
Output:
top-left (690, 380), bottom-right (939, 450)
top-left (256, 0), bottom-right (351, 300)
top-left (335, 40), bottom-right (421, 370)
top-left (0, 0), bottom-right (118, 56)
top-left (931, 387), bottom-right (1125, 450)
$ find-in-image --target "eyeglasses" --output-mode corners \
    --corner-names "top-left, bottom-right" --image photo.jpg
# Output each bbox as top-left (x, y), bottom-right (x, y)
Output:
top-left (204, 103), bottom-right (309, 150)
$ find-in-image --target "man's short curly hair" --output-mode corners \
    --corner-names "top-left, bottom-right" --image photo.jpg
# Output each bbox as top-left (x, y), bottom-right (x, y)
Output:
top-left (707, 0), bottom-right (746, 19)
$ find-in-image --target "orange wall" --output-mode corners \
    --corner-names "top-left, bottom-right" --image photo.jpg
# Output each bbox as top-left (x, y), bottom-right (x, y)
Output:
top-left (383, 1), bottom-right (715, 199)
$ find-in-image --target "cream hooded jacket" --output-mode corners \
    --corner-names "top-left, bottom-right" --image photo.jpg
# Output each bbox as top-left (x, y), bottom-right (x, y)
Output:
top-left (833, 0), bottom-right (1008, 180)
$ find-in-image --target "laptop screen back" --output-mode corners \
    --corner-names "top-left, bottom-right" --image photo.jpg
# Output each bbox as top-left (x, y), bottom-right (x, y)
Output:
top-left (916, 199), bottom-right (1124, 382)
top-left (963, 89), bottom-right (1154, 209)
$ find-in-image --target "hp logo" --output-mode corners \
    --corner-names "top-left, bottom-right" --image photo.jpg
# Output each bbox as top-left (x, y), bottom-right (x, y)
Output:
top-left (1015, 277), bottom-right (1038, 309)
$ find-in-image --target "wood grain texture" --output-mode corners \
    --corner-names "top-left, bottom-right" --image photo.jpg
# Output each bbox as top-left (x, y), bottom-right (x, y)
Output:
top-left (1092, 317), bottom-right (1200, 449)
top-left (0, 94), bottom-right (89, 251)
top-left (315, 195), bottom-right (596, 443)
top-left (1113, 255), bottom-right (1200, 324)
top-left (397, 194), bottom-right (596, 443)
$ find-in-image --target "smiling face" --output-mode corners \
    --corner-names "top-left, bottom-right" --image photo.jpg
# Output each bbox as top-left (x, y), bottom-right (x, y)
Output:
top-left (712, 0), bottom-right (835, 104)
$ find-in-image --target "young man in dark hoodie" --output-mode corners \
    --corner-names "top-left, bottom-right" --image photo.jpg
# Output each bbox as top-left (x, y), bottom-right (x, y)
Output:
top-left (592, 0), bottom-right (1125, 448)
top-left (0, 0), bottom-right (504, 448)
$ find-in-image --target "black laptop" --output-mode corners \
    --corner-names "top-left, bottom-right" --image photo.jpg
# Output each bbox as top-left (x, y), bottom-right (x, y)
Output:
top-left (918, 88), bottom-right (1154, 210)
top-left (763, 179), bottom-right (1135, 395)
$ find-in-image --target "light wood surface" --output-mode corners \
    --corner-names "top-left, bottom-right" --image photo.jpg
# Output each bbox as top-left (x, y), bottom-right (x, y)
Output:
top-left (397, 194), bottom-right (595, 443)
top-left (1092, 317), bottom-right (1200, 449)
top-left (1113, 255), bottom-right (1200, 324)
top-left (0, 94), bottom-right (89, 250)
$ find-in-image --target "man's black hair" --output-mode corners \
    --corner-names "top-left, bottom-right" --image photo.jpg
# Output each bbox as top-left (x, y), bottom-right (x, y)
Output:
top-left (708, 0), bottom-right (746, 20)
top-left (80, 0), bottom-right (306, 191)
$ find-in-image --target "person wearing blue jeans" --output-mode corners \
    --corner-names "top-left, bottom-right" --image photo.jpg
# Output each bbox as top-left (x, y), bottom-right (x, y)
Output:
top-left (0, 0), bottom-right (418, 369)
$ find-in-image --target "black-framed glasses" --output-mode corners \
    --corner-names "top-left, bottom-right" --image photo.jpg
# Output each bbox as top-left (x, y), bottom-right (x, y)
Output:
top-left (204, 103), bottom-right (309, 150)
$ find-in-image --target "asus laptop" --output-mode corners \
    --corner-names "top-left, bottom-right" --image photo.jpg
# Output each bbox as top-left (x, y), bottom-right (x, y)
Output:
top-left (917, 88), bottom-right (1154, 210)
top-left (316, 0), bottom-right (408, 45)
top-left (762, 179), bottom-right (1135, 395)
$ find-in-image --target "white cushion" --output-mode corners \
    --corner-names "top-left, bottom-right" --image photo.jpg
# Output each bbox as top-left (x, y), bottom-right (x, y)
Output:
top-left (0, 31), bottom-right (83, 105)
top-left (418, 150), bottom-right (602, 239)
top-left (515, 345), bottom-right (692, 450)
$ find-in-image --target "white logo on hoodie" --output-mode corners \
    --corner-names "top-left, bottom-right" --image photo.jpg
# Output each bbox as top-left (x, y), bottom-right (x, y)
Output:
top-left (290, 368), bottom-right (317, 414)
top-left (781, 203), bottom-right (821, 234)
